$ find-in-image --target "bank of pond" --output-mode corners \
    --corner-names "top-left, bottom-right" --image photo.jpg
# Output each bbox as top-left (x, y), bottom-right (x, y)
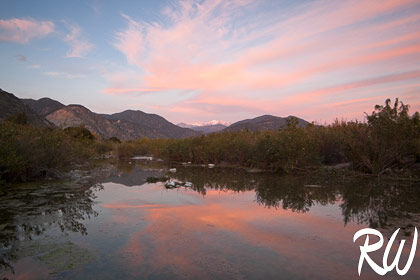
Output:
top-left (1, 98), bottom-right (419, 184)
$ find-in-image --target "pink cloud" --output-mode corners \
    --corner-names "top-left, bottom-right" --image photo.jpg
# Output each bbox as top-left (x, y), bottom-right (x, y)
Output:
top-left (63, 22), bottom-right (94, 58)
top-left (0, 18), bottom-right (54, 43)
top-left (281, 69), bottom-right (420, 105)
top-left (113, 13), bottom-right (144, 65)
top-left (15, 54), bottom-right (26, 61)
top-left (325, 96), bottom-right (387, 108)
top-left (103, 88), bottom-right (164, 95)
top-left (107, 0), bottom-right (420, 123)
top-left (179, 70), bottom-right (420, 121)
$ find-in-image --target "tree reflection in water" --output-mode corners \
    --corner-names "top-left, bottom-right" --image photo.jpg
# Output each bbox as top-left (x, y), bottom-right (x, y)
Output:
top-left (1, 164), bottom-right (419, 276)
top-left (340, 179), bottom-right (420, 235)
top-left (171, 166), bottom-right (420, 235)
top-left (0, 181), bottom-right (103, 274)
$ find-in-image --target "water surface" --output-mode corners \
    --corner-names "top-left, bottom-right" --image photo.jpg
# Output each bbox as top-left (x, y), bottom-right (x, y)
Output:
top-left (1, 163), bottom-right (419, 279)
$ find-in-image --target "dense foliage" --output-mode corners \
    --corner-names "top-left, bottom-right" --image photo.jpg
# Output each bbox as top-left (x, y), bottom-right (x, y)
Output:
top-left (0, 122), bottom-right (112, 182)
top-left (117, 99), bottom-right (420, 174)
top-left (1, 98), bottom-right (419, 183)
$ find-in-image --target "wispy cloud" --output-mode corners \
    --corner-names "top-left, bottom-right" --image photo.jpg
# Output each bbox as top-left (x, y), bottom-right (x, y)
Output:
top-left (0, 18), bottom-right (54, 43)
top-left (103, 87), bottom-right (164, 95)
top-left (89, 0), bottom-right (102, 16)
top-left (108, 0), bottom-right (420, 122)
top-left (44, 71), bottom-right (86, 79)
top-left (63, 22), bottom-right (94, 58)
top-left (113, 13), bottom-right (144, 65)
top-left (27, 64), bottom-right (41, 69)
top-left (15, 54), bottom-right (26, 61)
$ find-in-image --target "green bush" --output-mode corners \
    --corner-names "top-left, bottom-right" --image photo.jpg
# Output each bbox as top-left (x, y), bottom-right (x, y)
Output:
top-left (110, 98), bottom-right (419, 175)
top-left (116, 138), bottom-right (152, 159)
top-left (1, 98), bottom-right (418, 182)
top-left (347, 98), bottom-right (420, 173)
top-left (63, 125), bottom-right (95, 140)
top-left (107, 136), bottom-right (121, 143)
top-left (0, 122), bottom-right (98, 182)
top-left (5, 112), bottom-right (28, 125)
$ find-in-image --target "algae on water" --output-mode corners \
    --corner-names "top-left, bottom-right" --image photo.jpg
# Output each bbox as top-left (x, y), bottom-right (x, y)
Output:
top-left (18, 241), bottom-right (95, 275)
top-left (36, 241), bottom-right (95, 274)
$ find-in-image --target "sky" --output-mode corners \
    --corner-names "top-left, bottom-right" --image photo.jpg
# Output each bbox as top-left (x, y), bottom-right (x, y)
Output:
top-left (0, 0), bottom-right (419, 125)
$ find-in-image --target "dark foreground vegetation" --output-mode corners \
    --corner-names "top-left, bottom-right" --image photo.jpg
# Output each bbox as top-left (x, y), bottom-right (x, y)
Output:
top-left (1, 98), bottom-right (419, 183)
top-left (0, 115), bottom-right (113, 182)
top-left (117, 99), bottom-right (420, 175)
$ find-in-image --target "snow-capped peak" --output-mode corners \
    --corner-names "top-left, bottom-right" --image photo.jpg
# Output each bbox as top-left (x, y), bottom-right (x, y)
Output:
top-left (191, 120), bottom-right (231, 126)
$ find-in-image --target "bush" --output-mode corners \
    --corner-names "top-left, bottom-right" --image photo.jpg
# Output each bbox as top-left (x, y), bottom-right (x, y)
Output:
top-left (111, 99), bottom-right (419, 175)
top-left (5, 112), bottom-right (28, 125)
top-left (107, 136), bottom-right (121, 143)
top-left (1, 98), bottom-right (418, 182)
top-left (337, 99), bottom-right (420, 173)
top-left (116, 138), bottom-right (152, 159)
top-left (63, 125), bottom-right (95, 140)
top-left (0, 122), bottom-right (98, 182)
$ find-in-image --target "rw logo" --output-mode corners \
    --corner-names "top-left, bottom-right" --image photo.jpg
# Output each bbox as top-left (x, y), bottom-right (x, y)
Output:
top-left (353, 227), bottom-right (418, 276)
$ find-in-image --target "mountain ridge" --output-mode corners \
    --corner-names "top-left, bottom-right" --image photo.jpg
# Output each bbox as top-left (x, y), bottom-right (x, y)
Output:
top-left (2, 88), bottom-right (311, 139)
top-left (101, 110), bottom-right (199, 139)
top-left (0, 89), bottom-right (52, 126)
top-left (224, 114), bottom-right (309, 131)
top-left (177, 122), bottom-right (228, 134)
top-left (22, 97), bottom-right (65, 117)
top-left (8, 90), bottom-right (199, 139)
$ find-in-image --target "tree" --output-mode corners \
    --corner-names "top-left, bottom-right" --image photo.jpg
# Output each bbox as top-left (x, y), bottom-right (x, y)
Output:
top-left (361, 98), bottom-right (420, 173)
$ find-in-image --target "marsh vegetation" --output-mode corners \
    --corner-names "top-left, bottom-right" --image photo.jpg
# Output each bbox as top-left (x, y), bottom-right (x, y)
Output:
top-left (116, 98), bottom-right (420, 175)
top-left (1, 98), bottom-right (419, 184)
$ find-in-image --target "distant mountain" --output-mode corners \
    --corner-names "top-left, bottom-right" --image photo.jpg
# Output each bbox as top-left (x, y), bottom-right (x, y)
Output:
top-left (45, 105), bottom-right (121, 138)
top-left (102, 110), bottom-right (199, 138)
top-left (0, 87), bottom-right (199, 139)
top-left (0, 89), bottom-right (51, 126)
top-left (22, 97), bottom-right (65, 117)
top-left (45, 106), bottom-right (198, 139)
top-left (225, 115), bottom-right (309, 131)
top-left (177, 122), bottom-right (193, 128)
top-left (2, 89), bottom-right (310, 139)
top-left (177, 122), bottom-right (227, 134)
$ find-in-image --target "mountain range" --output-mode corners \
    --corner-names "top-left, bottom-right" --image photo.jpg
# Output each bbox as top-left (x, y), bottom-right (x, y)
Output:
top-left (0, 89), bottom-right (51, 127)
top-left (1, 88), bottom-right (310, 139)
top-left (177, 122), bottom-right (228, 134)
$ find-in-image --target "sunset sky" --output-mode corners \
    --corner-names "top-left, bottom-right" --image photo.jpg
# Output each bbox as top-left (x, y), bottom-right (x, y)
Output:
top-left (1, 0), bottom-right (419, 124)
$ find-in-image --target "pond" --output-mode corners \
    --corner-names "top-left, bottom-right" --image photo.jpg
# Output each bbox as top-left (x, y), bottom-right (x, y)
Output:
top-left (1, 162), bottom-right (419, 279)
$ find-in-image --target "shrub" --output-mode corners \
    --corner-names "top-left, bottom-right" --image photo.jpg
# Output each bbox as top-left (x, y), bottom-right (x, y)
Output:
top-left (111, 99), bottom-right (419, 175)
top-left (107, 136), bottom-right (121, 143)
top-left (63, 125), bottom-right (95, 140)
top-left (344, 98), bottom-right (420, 173)
top-left (2, 98), bottom-right (418, 182)
top-left (5, 112), bottom-right (28, 125)
top-left (0, 122), bottom-right (98, 182)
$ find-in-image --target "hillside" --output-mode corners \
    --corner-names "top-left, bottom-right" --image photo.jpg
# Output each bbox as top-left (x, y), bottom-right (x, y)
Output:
top-left (22, 97), bottom-right (65, 117)
top-left (2, 89), bottom-right (310, 139)
top-left (178, 122), bottom-right (227, 134)
top-left (103, 110), bottom-right (199, 138)
top-left (0, 89), bottom-right (51, 126)
top-left (45, 106), bottom-right (198, 139)
top-left (225, 115), bottom-right (309, 131)
top-left (45, 105), bottom-right (121, 138)
top-left (0, 89), bottom-right (198, 139)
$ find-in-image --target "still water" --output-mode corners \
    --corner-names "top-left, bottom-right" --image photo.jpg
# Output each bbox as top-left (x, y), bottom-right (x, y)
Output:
top-left (1, 162), bottom-right (419, 279)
